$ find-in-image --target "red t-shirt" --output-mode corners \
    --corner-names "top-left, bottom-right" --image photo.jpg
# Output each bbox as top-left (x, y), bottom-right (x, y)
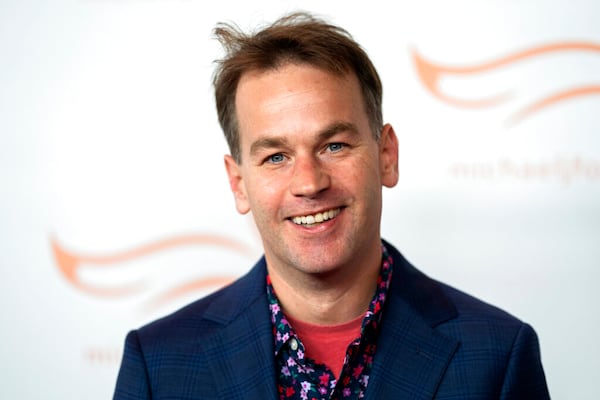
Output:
top-left (286, 313), bottom-right (363, 378)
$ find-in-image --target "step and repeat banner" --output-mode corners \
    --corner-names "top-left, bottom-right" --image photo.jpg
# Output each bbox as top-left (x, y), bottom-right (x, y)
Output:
top-left (1, 0), bottom-right (599, 398)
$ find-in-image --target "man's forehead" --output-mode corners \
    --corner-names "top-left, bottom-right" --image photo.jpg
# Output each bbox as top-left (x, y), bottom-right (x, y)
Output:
top-left (234, 63), bottom-right (369, 159)
top-left (235, 64), bottom-right (361, 118)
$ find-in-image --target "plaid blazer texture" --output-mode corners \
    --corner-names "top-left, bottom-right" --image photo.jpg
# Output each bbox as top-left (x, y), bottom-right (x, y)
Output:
top-left (113, 240), bottom-right (550, 399)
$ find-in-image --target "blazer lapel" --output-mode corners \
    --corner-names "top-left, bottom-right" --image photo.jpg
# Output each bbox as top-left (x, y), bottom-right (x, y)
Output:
top-left (366, 243), bottom-right (460, 399)
top-left (366, 293), bottom-right (459, 399)
top-left (202, 259), bottom-right (279, 400)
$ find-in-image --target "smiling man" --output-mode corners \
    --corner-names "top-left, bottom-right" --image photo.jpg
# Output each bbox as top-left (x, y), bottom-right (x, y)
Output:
top-left (114, 12), bottom-right (550, 399)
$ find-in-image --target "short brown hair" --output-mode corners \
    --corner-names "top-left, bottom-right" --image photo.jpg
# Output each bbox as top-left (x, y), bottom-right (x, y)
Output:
top-left (213, 12), bottom-right (384, 163)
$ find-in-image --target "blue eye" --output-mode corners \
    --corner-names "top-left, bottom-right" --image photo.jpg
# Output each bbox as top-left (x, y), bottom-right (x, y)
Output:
top-left (267, 153), bottom-right (285, 164)
top-left (328, 143), bottom-right (344, 152)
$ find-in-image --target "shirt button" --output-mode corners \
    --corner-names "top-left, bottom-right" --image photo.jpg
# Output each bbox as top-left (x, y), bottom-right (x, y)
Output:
top-left (290, 338), bottom-right (298, 351)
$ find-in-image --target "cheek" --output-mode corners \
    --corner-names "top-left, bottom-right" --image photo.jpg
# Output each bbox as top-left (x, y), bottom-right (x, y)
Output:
top-left (347, 153), bottom-right (381, 182)
top-left (246, 174), bottom-right (285, 209)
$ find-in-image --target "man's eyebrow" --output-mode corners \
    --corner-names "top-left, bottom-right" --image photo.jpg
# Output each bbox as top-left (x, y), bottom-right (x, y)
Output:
top-left (248, 122), bottom-right (359, 156)
top-left (249, 137), bottom-right (290, 157)
top-left (317, 121), bottom-right (360, 142)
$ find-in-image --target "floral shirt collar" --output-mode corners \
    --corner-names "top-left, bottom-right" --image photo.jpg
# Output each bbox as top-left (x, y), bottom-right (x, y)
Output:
top-left (266, 243), bottom-right (394, 399)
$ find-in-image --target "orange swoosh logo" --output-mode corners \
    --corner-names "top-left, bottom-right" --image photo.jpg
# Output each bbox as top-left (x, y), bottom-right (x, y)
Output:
top-left (51, 233), bottom-right (254, 309)
top-left (412, 41), bottom-right (600, 125)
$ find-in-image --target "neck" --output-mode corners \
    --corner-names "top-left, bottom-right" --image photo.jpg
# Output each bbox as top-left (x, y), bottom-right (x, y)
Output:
top-left (266, 243), bottom-right (382, 325)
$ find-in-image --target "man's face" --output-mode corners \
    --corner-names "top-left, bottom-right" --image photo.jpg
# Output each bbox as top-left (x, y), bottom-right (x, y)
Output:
top-left (225, 63), bottom-right (398, 278)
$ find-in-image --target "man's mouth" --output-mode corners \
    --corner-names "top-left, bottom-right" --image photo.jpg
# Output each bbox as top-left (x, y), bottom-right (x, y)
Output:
top-left (290, 208), bottom-right (341, 226)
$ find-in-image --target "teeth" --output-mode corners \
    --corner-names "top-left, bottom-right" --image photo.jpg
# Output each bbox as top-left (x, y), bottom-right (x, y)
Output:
top-left (291, 208), bottom-right (341, 225)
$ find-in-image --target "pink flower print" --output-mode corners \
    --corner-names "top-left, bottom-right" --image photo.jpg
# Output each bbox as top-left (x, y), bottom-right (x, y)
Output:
top-left (300, 381), bottom-right (311, 393)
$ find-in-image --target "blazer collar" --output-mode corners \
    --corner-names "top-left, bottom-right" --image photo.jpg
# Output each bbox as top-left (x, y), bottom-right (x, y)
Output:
top-left (366, 241), bottom-right (460, 399)
top-left (203, 258), bottom-right (279, 400)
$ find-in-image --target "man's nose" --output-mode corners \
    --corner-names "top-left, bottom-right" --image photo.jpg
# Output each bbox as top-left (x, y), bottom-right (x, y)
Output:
top-left (289, 156), bottom-right (331, 198)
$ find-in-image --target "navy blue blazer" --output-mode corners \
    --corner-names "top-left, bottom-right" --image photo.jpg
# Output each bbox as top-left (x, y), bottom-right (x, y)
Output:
top-left (113, 241), bottom-right (550, 399)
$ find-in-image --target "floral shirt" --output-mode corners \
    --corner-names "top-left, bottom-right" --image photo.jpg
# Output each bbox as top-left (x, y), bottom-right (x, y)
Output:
top-left (266, 243), bottom-right (394, 400)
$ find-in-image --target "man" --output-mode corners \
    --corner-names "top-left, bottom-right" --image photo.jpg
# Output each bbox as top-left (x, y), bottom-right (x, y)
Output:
top-left (114, 12), bottom-right (550, 399)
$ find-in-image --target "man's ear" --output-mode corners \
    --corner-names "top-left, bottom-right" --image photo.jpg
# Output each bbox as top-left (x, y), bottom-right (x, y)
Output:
top-left (379, 124), bottom-right (399, 188)
top-left (224, 155), bottom-right (251, 214)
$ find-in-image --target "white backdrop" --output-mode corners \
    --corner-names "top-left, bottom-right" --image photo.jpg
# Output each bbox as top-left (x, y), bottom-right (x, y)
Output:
top-left (1, 0), bottom-right (599, 398)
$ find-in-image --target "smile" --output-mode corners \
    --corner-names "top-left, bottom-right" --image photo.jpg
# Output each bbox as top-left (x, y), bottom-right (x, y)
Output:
top-left (291, 208), bottom-right (341, 226)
